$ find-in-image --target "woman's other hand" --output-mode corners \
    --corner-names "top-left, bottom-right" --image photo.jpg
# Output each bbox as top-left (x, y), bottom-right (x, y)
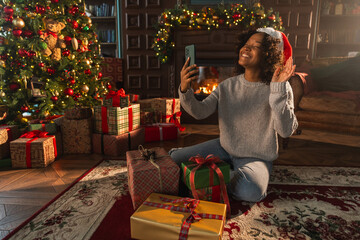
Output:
top-left (180, 57), bottom-right (199, 92)
top-left (271, 56), bottom-right (296, 83)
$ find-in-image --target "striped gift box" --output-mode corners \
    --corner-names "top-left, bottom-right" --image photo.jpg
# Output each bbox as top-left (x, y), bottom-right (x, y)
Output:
top-left (94, 104), bottom-right (140, 135)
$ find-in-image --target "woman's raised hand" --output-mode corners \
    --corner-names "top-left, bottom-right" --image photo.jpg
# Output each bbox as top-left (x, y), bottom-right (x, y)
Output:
top-left (180, 57), bottom-right (198, 92)
top-left (271, 56), bottom-right (296, 83)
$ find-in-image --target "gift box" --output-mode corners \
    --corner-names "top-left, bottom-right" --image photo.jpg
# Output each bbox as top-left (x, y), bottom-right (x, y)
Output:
top-left (103, 89), bottom-right (129, 108)
top-left (64, 107), bottom-right (93, 120)
top-left (0, 125), bottom-right (20, 159)
top-left (130, 193), bottom-right (226, 240)
top-left (182, 155), bottom-right (231, 214)
top-left (126, 147), bottom-right (179, 209)
top-left (144, 123), bottom-right (179, 142)
top-left (181, 158), bottom-right (230, 190)
top-left (92, 127), bottom-right (144, 156)
top-left (129, 93), bottom-right (140, 103)
top-left (61, 118), bottom-right (92, 154)
top-left (138, 98), bottom-right (180, 121)
top-left (29, 120), bottom-right (58, 135)
top-left (190, 185), bottom-right (222, 203)
top-left (10, 131), bottom-right (57, 168)
top-left (140, 109), bottom-right (162, 125)
top-left (94, 104), bottom-right (140, 135)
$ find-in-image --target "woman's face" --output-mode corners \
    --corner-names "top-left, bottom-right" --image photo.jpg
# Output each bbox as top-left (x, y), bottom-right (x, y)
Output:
top-left (238, 33), bottom-right (265, 69)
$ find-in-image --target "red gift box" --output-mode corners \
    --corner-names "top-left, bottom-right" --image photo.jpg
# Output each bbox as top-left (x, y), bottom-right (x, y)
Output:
top-left (126, 147), bottom-right (180, 209)
top-left (144, 123), bottom-right (179, 142)
top-left (92, 127), bottom-right (144, 156)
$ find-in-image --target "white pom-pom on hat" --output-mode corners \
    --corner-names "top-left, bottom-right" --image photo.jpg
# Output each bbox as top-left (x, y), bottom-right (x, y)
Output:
top-left (256, 27), bottom-right (292, 64)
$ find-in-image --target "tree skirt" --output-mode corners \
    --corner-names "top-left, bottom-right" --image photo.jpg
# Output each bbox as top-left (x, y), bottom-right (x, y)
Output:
top-left (4, 162), bottom-right (360, 240)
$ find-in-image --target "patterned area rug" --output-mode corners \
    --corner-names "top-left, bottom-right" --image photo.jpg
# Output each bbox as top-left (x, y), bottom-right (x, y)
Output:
top-left (4, 161), bottom-right (360, 240)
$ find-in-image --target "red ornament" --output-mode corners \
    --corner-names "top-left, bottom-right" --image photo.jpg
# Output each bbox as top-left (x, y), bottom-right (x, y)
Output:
top-left (51, 0), bottom-right (59, 2)
top-left (68, 77), bottom-right (75, 85)
top-left (72, 20), bottom-right (79, 29)
top-left (107, 84), bottom-right (112, 89)
top-left (28, 51), bottom-right (36, 58)
top-left (18, 49), bottom-right (28, 57)
top-left (39, 62), bottom-right (45, 67)
top-left (64, 88), bottom-right (74, 96)
top-left (62, 49), bottom-right (70, 56)
top-left (13, 29), bottom-right (22, 37)
top-left (64, 36), bottom-right (72, 45)
top-left (98, 72), bottom-right (103, 79)
top-left (9, 82), bottom-right (20, 91)
top-left (23, 30), bottom-right (33, 38)
top-left (21, 106), bottom-right (29, 112)
top-left (5, 16), bottom-right (13, 22)
top-left (4, 6), bottom-right (14, 15)
top-left (36, 5), bottom-right (46, 14)
top-left (84, 69), bottom-right (91, 74)
top-left (47, 67), bottom-right (56, 75)
top-left (51, 96), bottom-right (58, 102)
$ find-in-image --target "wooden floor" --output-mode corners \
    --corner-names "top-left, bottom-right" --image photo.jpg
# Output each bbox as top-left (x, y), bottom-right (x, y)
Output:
top-left (1, 124), bottom-right (360, 239)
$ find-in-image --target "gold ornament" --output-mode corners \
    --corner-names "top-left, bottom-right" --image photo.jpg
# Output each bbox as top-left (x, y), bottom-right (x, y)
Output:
top-left (71, 37), bottom-right (79, 50)
top-left (82, 38), bottom-right (88, 46)
top-left (12, 17), bottom-right (25, 29)
top-left (212, 15), bottom-right (219, 20)
top-left (85, 16), bottom-right (92, 25)
top-left (20, 117), bottom-right (28, 123)
top-left (0, 91), bottom-right (5, 97)
top-left (80, 84), bottom-right (89, 93)
top-left (189, 19), bottom-right (194, 24)
top-left (68, 54), bottom-right (75, 60)
top-left (83, 59), bottom-right (90, 65)
top-left (0, 60), bottom-right (5, 67)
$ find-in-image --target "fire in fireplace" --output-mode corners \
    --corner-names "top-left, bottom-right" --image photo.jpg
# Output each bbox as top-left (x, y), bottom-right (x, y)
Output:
top-left (193, 65), bottom-right (235, 95)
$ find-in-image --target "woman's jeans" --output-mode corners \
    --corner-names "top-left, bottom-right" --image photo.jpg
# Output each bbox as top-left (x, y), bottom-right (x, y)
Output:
top-left (169, 138), bottom-right (272, 202)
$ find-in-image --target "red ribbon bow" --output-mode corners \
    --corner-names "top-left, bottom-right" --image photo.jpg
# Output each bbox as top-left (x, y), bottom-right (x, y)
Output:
top-left (105, 89), bottom-right (127, 107)
top-left (45, 30), bottom-right (58, 38)
top-left (187, 154), bottom-right (231, 215)
top-left (20, 130), bottom-right (57, 168)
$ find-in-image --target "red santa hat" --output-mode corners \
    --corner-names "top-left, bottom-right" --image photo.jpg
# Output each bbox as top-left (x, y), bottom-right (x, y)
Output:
top-left (256, 27), bottom-right (292, 65)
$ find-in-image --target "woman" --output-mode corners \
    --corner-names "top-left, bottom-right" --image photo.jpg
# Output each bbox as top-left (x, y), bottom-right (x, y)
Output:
top-left (169, 28), bottom-right (298, 202)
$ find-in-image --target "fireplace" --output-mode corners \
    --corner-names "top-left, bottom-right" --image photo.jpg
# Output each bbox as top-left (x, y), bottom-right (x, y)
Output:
top-left (173, 27), bottom-right (240, 124)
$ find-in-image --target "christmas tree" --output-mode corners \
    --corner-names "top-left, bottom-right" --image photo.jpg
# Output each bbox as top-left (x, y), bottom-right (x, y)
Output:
top-left (0, 0), bottom-right (108, 125)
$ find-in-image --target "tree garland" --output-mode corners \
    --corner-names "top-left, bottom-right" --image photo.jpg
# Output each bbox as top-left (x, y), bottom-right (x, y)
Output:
top-left (152, 3), bottom-right (284, 64)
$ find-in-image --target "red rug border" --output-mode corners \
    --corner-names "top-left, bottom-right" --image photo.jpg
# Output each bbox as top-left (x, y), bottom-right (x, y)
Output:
top-left (3, 158), bottom-right (108, 240)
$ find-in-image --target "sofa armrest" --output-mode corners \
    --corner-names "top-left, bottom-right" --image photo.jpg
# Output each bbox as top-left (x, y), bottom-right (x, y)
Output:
top-left (289, 74), bottom-right (304, 111)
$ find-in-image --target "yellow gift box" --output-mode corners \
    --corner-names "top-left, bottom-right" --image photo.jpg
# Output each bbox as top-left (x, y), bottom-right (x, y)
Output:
top-left (130, 193), bottom-right (226, 240)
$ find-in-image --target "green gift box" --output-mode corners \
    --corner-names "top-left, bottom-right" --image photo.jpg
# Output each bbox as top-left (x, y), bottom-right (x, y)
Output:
top-left (94, 104), bottom-right (140, 135)
top-left (29, 121), bottom-right (58, 134)
top-left (181, 160), bottom-right (230, 190)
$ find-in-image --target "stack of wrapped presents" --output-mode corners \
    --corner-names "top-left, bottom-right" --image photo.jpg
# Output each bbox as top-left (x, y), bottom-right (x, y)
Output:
top-left (0, 91), bottom-right (233, 238)
top-left (92, 89), bottom-right (144, 156)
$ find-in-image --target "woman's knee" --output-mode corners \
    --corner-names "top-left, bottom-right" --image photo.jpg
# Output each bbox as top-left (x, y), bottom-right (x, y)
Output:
top-left (230, 178), bottom-right (267, 202)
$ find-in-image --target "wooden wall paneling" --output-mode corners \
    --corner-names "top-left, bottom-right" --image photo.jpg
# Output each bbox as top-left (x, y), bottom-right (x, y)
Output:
top-left (261, 0), bottom-right (319, 63)
top-left (122, 0), bottom-right (177, 98)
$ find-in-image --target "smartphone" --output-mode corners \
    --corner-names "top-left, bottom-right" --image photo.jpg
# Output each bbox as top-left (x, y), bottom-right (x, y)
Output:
top-left (185, 44), bottom-right (196, 66)
top-left (185, 44), bottom-right (196, 77)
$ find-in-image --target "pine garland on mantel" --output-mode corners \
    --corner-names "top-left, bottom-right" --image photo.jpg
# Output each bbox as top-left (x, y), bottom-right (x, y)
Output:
top-left (152, 3), bottom-right (284, 64)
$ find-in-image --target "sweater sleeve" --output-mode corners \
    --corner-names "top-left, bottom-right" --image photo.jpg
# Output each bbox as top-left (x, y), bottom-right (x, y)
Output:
top-left (269, 81), bottom-right (298, 138)
top-left (178, 86), bottom-right (219, 120)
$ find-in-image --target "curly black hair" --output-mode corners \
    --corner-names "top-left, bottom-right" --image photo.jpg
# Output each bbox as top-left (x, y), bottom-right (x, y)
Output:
top-left (234, 29), bottom-right (283, 84)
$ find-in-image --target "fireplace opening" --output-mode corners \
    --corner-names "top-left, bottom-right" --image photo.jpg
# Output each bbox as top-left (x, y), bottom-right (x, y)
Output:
top-left (192, 58), bottom-right (236, 100)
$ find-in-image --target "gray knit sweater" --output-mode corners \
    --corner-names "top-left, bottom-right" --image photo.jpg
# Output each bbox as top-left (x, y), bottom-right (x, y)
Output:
top-left (179, 74), bottom-right (298, 161)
